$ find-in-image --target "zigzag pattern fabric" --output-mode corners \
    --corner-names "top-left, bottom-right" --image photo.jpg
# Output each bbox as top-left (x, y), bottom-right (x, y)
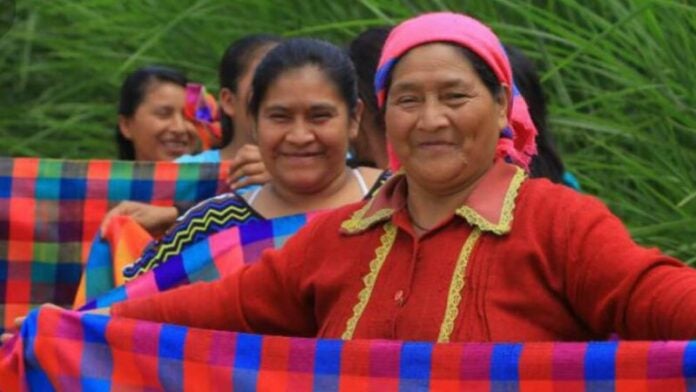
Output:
top-left (123, 193), bottom-right (263, 279)
top-left (76, 170), bottom-right (392, 309)
top-left (0, 158), bottom-right (229, 334)
top-left (78, 211), bottom-right (319, 310)
top-left (1, 306), bottom-right (695, 391)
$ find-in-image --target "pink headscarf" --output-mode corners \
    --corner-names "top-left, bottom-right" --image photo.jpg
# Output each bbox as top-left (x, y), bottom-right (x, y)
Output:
top-left (375, 12), bottom-right (538, 171)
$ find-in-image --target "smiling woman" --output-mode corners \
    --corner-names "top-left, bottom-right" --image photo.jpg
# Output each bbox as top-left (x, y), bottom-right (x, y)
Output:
top-left (114, 38), bottom-right (388, 279)
top-left (116, 66), bottom-right (198, 161)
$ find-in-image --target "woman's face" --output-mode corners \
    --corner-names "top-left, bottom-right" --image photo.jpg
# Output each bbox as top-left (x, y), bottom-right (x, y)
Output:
top-left (119, 81), bottom-right (197, 161)
top-left (385, 43), bottom-right (508, 194)
top-left (255, 65), bottom-right (359, 193)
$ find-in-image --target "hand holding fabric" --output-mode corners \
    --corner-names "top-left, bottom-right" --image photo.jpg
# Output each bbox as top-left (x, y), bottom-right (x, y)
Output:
top-left (227, 144), bottom-right (270, 191)
top-left (100, 201), bottom-right (178, 237)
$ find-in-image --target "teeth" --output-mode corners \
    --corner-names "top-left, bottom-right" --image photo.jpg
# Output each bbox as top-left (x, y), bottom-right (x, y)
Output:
top-left (163, 141), bottom-right (187, 148)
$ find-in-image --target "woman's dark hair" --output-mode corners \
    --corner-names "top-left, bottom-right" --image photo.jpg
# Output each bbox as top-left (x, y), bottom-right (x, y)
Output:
top-left (248, 38), bottom-right (359, 119)
top-left (116, 66), bottom-right (187, 160)
top-left (504, 45), bottom-right (565, 183)
top-left (348, 27), bottom-right (391, 132)
top-left (454, 45), bottom-right (504, 99)
top-left (218, 34), bottom-right (282, 147)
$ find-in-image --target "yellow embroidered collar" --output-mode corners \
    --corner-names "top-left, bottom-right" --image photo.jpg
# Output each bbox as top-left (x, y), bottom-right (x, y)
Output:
top-left (340, 161), bottom-right (527, 236)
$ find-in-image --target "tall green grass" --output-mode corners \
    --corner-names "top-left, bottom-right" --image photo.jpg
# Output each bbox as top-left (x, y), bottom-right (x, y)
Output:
top-left (1, 0), bottom-right (695, 261)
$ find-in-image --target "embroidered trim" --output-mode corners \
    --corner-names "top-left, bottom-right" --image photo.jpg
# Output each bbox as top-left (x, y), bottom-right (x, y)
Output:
top-left (437, 228), bottom-right (482, 343)
top-left (455, 167), bottom-right (526, 235)
top-left (340, 197), bottom-right (394, 234)
top-left (341, 222), bottom-right (397, 339)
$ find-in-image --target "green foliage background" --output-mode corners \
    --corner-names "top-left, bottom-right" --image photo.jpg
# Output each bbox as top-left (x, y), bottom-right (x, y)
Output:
top-left (1, 0), bottom-right (695, 261)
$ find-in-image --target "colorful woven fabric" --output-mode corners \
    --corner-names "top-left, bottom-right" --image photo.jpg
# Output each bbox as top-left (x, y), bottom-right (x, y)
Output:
top-left (375, 12), bottom-right (538, 171)
top-left (184, 83), bottom-right (222, 149)
top-left (122, 193), bottom-right (264, 280)
top-left (2, 306), bottom-right (696, 391)
top-left (79, 211), bottom-right (319, 310)
top-left (72, 216), bottom-right (154, 308)
top-left (0, 157), bottom-right (230, 334)
top-left (76, 170), bottom-right (391, 309)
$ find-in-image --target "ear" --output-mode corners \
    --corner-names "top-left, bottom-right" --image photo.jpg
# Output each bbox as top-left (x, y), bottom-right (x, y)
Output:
top-left (496, 83), bottom-right (510, 130)
top-left (219, 88), bottom-right (237, 117)
top-left (250, 120), bottom-right (259, 143)
top-left (118, 115), bottom-right (134, 140)
top-left (348, 99), bottom-right (364, 141)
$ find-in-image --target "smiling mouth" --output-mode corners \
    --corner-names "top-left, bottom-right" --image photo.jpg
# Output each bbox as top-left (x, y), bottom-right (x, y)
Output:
top-left (281, 151), bottom-right (324, 158)
top-left (417, 141), bottom-right (455, 148)
top-left (161, 140), bottom-right (190, 152)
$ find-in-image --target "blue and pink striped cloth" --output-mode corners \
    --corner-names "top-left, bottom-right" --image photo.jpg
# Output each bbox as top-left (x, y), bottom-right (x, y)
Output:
top-left (2, 306), bottom-right (696, 391)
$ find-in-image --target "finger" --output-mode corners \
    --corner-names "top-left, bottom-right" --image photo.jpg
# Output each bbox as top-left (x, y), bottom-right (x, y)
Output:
top-left (0, 333), bottom-right (14, 345)
top-left (13, 316), bottom-right (26, 328)
top-left (100, 212), bottom-right (114, 237)
top-left (100, 202), bottom-right (131, 236)
top-left (230, 173), bottom-right (269, 191)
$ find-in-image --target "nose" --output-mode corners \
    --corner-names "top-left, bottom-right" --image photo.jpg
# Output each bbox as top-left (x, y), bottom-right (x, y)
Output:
top-left (285, 119), bottom-right (316, 145)
top-left (417, 99), bottom-right (448, 133)
top-left (171, 112), bottom-right (192, 135)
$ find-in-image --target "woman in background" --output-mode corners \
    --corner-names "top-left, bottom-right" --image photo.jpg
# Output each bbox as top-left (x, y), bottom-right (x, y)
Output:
top-left (116, 66), bottom-right (197, 161)
top-left (105, 35), bottom-right (282, 236)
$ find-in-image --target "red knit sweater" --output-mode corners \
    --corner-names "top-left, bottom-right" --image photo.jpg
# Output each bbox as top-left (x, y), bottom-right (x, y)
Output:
top-left (112, 162), bottom-right (696, 341)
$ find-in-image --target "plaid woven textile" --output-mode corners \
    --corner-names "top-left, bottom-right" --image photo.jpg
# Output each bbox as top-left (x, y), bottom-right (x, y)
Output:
top-left (0, 157), bottom-right (229, 334)
top-left (72, 216), bottom-right (156, 308)
top-left (1, 307), bottom-right (695, 391)
top-left (78, 212), bottom-right (319, 310)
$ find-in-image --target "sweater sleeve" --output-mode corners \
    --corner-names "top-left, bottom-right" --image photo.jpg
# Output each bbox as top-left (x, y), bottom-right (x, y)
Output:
top-left (563, 195), bottom-right (696, 339)
top-left (111, 213), bottom-right (327, 336)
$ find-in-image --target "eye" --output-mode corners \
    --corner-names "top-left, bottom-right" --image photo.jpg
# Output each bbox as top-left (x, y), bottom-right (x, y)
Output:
top-left (154, 107), bottom-right (174, 119)
top-left (394, 95), bottom-right (420, 108)
top-left (310, 111), bottom-right (332, 123)
top-left (267, 112), bottom-right (290, 123)
top-left (443, 92), bottom-right (469, 103)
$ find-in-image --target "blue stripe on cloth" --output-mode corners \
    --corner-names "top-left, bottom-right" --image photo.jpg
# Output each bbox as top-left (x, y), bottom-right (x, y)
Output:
top-left (400, 342), bottom-right (432, 391)
top-left (153, 253), bottom-right (189, 291)
top-left (585, 341), bottom-right (617, 392)
top-left (82, 313), bottom-right (110, 344)
top-left (60, 178), bottom-right (87, 200)
top-left (130, 179), bottom-right (153, 200)
top-left (107, 179), bottom-right (132, 201)
top-left (81, 378), bottom-right (111, 391)
top-left (93, 285), bottom-right (128, 309)
top-left (36, 178), bottom-right (60, 199)
top-left (80, 315), bottom-right (114, 385)
top-left (181, 239), bottom-right (213, 279)
top-left (0, 175), bottom-right (11, 197)
top-left (313, 339), bottom-right (342, 392)
top-left (159, 324), bottom-right (187, 359)
top-left (23, 310), bottom-right (54, 390)
top-left (272, 214), bottom-right (309, 237)
top-left (239, 219), bottom-right (274, 244)
top-left (158, 324), bottom-right (187, 391)
top-left (174, 180), bottom-right (197, 201)
top-left (195, 179), bottom-right (219, 201)
top-left (83, 236), bottom-right (114, 304)
top-left (233, 333), bottom-right (262, 391)
top-left (684, 341), bottom-right (696, 391)
top-left (490, 343), bottom-right (522, 391)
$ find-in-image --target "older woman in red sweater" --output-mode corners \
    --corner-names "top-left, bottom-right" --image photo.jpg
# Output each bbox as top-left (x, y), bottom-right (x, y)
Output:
top-left (108, 13), bottom-right (696, 342)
